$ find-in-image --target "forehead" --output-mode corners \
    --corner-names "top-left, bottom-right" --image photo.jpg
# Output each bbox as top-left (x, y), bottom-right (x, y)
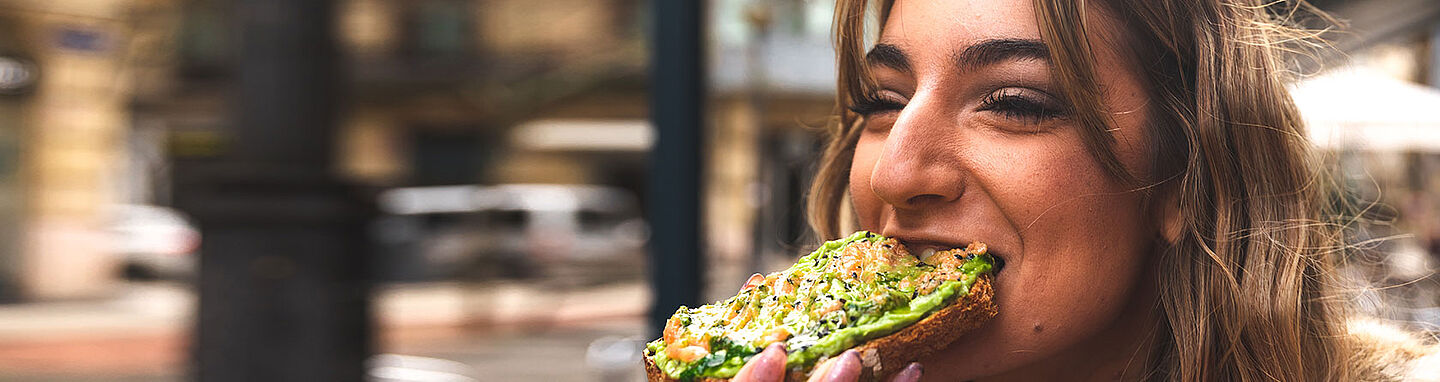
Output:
top-left (881, 0), bottom-right (1043, 52)
top-left (878, 0), bottom-right (1132, 73)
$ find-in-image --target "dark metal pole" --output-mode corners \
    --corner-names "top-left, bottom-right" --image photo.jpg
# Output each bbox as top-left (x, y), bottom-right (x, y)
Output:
top-left (179, 0), bottom-right (371, 381)
top-left (647, 0), bottom-right (706, 337)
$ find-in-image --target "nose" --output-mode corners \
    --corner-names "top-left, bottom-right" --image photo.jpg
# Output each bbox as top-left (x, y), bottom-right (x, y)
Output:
top-left (868, 98), bottom-right (966, 210)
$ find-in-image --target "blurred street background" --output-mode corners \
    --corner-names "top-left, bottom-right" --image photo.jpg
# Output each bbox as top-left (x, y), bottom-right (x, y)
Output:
top-left (0, 0), bottom-right (1433, 381)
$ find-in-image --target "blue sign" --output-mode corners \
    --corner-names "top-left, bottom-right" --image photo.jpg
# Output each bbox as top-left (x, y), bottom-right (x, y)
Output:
top-left (56, 28), bottom-right (110, 53)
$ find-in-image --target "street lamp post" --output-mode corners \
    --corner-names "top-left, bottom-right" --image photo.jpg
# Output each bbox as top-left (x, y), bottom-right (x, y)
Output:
top-left (647, 0), bottom-right (707, 337)
top-left (178, 0), bottom-right (372, 380)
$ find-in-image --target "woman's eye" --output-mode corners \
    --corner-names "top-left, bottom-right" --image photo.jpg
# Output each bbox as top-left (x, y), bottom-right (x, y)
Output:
top-left (976, 88), bottom-right (1068, 124)
top-left (848, 90), bottom-right (907, 116)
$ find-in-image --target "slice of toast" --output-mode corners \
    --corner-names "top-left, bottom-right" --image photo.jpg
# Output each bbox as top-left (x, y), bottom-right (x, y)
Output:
top-left (644, 276), bottom-right (996, 382)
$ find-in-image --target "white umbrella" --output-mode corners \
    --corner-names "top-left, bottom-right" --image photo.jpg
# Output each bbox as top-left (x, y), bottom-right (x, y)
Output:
top-left (1289, 68), bottom-right (1440, 152)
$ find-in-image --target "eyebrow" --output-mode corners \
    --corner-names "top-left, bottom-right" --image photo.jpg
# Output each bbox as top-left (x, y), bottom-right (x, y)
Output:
top-left (865, 43), bottom-right (911, 72)
top-left (954, 38), bottom-right (1050, 69)
top-left (864, 39), bottom-right (1050, 73)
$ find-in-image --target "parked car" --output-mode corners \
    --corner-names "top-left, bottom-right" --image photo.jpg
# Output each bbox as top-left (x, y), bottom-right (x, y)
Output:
top-left (107, 204), bottom-right (200, 281)
top-left (376, 184), bottom-right (648, 283)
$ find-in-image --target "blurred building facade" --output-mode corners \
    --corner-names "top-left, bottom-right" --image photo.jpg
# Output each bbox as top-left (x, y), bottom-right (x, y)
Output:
top-left (0, 0), bottom-right (661, 300)
top-left (704, 0), bottom-right (837, 281)
top-left (121, 0), bottom-right (842, 293)
top-left (0, 0), bottom-right (135, 299)
top-left (333, 0), bottom-right (649, 190)
top-left (126, 0), bottom-right (650, 189)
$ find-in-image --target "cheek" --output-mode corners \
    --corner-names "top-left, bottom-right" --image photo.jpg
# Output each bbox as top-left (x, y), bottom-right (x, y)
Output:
top-left (987, 131), bottom-right (1153, 279)
top-left (969, 131), bottom-right (1158, 357)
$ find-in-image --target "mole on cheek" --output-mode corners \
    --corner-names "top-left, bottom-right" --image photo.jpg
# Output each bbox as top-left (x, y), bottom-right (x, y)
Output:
top-left (1033, 324), bottom-right (1043, 333)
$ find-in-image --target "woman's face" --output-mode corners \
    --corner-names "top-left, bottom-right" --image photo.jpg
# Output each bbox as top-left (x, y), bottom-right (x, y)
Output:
top-left (848, 0), bottom-right (1163, 378)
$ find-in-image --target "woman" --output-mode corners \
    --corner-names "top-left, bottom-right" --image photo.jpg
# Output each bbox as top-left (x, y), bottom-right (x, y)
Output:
top-left (732, 0), bottom-right (1437, 380)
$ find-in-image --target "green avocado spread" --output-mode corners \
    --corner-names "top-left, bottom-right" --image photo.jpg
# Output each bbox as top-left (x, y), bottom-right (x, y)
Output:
top-left (644, 231), bottom-right (996, 380)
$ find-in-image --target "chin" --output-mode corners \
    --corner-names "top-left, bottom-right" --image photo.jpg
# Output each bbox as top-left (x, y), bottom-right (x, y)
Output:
top-left (916, 316), bottom-right (1045, 380)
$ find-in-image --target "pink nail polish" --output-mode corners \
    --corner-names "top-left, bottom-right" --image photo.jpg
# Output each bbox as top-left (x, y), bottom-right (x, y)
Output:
top-left (823, 350), bottom-right (861, 381)
top-left (737, 343), bottom-right (787, 382)
top-left (892, 362), bottom-right (923, 382)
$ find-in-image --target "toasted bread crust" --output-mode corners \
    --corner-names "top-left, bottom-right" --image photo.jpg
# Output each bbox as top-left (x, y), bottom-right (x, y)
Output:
top-left (644, 276), bottom-right (996, 382)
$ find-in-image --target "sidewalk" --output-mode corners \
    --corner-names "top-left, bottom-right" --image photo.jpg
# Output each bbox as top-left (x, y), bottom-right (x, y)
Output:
top-left (0, 283), bottom-right (191, 379)
top-left (0, 280), bottom-right (650, 380)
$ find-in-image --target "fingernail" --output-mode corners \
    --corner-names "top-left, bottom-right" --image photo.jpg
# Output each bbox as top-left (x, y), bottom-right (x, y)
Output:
top-left (891, 362), bottom-right (923, 382)
top-left (735, 343), bottom-right (787, 382)
top-left (822, 350), bottom-right (861, 382)
top-left (762, 342), bottom-right (786, 359)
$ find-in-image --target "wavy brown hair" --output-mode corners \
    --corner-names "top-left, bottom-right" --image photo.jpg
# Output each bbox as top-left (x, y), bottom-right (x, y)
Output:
top-left (809, 0), bottom-right (1351, 380)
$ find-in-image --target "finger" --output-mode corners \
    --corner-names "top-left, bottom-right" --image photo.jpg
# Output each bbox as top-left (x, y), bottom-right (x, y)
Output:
top-left (887, 362), bottom-right (922, 382)
top-left (807, 350), bottom-right (861, 382)
top-left (733, 343), bottom-right (787, 382)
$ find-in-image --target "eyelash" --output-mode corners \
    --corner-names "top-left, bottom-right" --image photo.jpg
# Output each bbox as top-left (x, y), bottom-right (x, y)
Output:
top-left (976, 90), bottom-right (1068, 124)
top-left (848, 89), bottom-right (1069, 124)
top-left (848, 94), bottom-right (904, 116)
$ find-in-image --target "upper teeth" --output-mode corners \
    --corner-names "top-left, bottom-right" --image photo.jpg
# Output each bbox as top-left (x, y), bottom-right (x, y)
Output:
top-left (918, 248), bottom-right (937, 261)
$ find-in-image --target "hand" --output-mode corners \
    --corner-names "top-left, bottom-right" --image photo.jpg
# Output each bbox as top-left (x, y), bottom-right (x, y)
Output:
top-left (731, 344), bottom-right (923, 382)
